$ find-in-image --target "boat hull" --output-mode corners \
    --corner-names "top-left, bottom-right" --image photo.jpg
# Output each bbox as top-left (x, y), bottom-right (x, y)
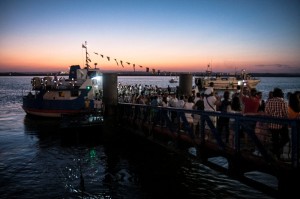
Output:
top-left (169, 79), bottom-right (178, 83)
top-left (195, 77), bottom-right (260, 90)
top-left (211, 79), bottom-right (260, 90)
top-left (22, 94), bottom-right (93, 118)
top-left (22, 107), bottom-right (87, 117)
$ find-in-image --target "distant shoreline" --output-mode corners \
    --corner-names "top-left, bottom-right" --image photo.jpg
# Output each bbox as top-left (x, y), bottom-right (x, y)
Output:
top-left (0, 71), bottom-right (300, 77)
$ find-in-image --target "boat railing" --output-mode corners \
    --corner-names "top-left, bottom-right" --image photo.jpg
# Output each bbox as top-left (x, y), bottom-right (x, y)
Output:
top-left (117, 102), bottom-right (300, 169)
top-left (30, 76), bottom-right (90, 90)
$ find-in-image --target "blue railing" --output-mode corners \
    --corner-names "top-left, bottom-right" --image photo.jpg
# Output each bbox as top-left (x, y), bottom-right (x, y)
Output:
top-left (117, 102), bottom-right (300, 169)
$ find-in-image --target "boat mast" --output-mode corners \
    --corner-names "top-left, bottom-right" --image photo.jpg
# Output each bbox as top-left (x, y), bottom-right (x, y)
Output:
top-left (206, 63), bottom-right (212, 76)
top-left (82, 41), bottom-right (90, 70)
top-left (85, 41), bottom-right (89, 70)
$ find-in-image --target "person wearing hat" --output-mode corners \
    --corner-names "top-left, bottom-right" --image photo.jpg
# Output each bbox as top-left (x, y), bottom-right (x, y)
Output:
top-left (204, 85), bottom-right (220, 129)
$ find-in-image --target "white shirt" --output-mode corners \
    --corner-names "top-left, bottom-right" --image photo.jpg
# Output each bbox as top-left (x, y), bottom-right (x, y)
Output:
top-left (204, 96), bottom-right (217, 111)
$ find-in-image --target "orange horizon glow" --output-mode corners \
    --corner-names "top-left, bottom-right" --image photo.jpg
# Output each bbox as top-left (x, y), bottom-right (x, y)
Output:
top-left (1, 44), bottom-right (299, 73)
top-left (1, 40), bottom-right (299, 73)
top-left (1, 59), bottom-right (299, 74)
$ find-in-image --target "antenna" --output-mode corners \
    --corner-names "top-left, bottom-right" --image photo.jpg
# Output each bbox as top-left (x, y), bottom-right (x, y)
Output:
top-left (85, 41), bottom-right (88, 69)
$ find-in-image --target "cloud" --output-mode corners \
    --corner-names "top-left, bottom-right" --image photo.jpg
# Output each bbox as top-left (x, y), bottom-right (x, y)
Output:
top-left (255, 64), bottom-right (290, 68)
top-left (253, 64), bottom-right (300, 73)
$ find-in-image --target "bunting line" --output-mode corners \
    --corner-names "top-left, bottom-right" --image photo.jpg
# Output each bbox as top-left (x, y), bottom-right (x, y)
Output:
top-left (91, 48), bottom-right (165, 74)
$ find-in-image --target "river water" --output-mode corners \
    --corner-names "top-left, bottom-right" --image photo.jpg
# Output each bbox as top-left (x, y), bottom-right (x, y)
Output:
top-left (1, 75), bottom-right (299, 198)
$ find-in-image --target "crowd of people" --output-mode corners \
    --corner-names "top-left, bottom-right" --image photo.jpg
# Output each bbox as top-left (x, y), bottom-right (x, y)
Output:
top-left (117, 82), bottom-right (300, 160)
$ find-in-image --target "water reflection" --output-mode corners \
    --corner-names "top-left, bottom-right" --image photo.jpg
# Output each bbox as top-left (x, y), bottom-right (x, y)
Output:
top-left (22, 116), bottom-right (115, 198)
top-left (6, 115), bottom-right (274, 198)
top-left (24, 115), bottom-right (104, 145)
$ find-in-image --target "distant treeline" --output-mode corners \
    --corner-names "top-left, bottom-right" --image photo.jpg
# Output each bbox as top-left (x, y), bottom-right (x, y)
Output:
top-left (0, 71), bottom-right (300, 77)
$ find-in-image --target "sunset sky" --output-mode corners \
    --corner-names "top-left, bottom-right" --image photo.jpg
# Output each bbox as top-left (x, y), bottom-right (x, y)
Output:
top-left (0, 0), bottom-right (300, 73)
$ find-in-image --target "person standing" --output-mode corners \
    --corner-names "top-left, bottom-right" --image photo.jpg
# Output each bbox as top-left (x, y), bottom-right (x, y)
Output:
top-left (217, 91), bottom-right (231, 143)
top-left (240, 86), bottom-right (260, 115)
top-left (169, 93), bottom-right (179, 123)
top-left (239, 84), bottom-right (260, 144)
top-left (177, 95), bottom-right (185, 108)
top-left (265, 87), bottom-right (289, 159)
top-left (288, 91), bottom-right (300, 119)
top-left (167, 85), bottom-right (171, 95)
top-left (204, 86), bottom-right (220, 128)
top-left (193, 92), bottom-right (204, 136)
top-left (183, 96), bottom-right (195, 124)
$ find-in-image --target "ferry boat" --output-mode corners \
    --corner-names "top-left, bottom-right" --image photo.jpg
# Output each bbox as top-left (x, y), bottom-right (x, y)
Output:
top-left (194, 67), bottom-right (260, 90)
top-left (22, 42), bottom-right (104, 118)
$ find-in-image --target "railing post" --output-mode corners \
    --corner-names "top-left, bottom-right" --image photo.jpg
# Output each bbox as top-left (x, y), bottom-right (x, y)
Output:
top-left (178, 74), bottom-right (193, 96)
top-left (103, 73), bottom-right (118, 118)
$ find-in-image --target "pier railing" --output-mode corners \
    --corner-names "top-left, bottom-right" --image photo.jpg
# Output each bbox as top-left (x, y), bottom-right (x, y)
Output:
top-left (115, 103), bottom-right (300, 197)
top-left (117, 103), bottom-right (299, 169)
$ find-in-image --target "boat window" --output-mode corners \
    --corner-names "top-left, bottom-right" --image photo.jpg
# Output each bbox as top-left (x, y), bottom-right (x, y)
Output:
top-left (59, 92), bottom-right (65, 97)
top-left (71, 90), bottom-right (79, 97)
top-left (88, 71), bottom-right (97, 78)
top-left (92, 79), bottom-right (97, 85)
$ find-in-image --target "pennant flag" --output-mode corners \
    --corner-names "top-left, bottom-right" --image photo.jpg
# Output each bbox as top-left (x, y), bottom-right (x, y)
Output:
top-left (114, 59), bottom-right (119, 66)
top-left (83, 49), bottom-right (150, 72)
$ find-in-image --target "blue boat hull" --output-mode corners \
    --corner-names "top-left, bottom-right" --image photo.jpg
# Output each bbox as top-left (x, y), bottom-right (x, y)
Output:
top-left (22, 92), bottom-right (94, 117)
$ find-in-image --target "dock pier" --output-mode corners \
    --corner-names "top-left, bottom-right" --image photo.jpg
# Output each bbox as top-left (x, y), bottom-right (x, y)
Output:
top-left (101, 73), bottom-right (299, 198)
